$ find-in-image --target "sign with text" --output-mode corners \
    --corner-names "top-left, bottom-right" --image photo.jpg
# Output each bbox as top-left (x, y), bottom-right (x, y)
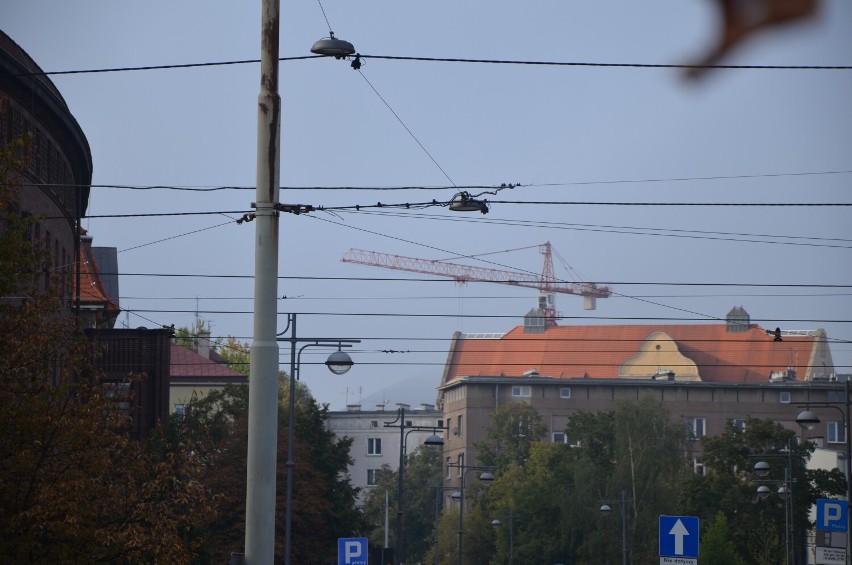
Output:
top-left (660, 557), bottom-right (697, 565)
top-left (816, 546), bottom-right (847, 565)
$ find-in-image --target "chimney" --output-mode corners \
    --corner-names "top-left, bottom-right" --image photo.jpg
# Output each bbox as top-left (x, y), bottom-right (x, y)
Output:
top-left (346, 404), bottom-right (361, 412)
top-left (197, 330), bottom-right (211, 359)
top-left (375, 404), bottom-right (386, 411)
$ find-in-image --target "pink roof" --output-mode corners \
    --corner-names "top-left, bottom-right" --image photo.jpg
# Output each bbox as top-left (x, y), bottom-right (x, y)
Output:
top-left (444, 323), bottom-right (832, 384)
top-left (170, 345), bottom-right (247, 379)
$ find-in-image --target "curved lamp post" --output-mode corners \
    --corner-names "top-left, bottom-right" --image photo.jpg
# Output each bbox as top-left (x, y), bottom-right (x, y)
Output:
top-left (447, 462), bottom-right (495, 565)
top-left (795, 377), bottom-right (852, 540)
top-left (383, 407), bottom-right (445, 565)
top-left (753, 457), bottom-right (793, 565)
top-left (599, 490), bottom-right (631, 565)
top-left (278, 313), bottom-right (360, 565)
top-left (491, 507), bottom-right (518, 565)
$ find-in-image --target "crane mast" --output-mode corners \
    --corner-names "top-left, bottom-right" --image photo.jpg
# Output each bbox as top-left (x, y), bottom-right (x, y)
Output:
top-left (340, 242), bottom-right (610, 314)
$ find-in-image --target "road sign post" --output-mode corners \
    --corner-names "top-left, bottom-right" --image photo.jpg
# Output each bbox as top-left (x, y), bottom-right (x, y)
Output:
top-left (659, 515), bottom-right (699, 565)
top-left (816, 500), bottom-right (848, 565)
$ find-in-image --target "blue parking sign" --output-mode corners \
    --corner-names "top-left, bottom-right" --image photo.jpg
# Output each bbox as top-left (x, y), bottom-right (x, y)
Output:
top-left (338, 537), bottom-right (368, 565)
top-left (659, 515), bottom-right (699, 558)
top-left (817, 499), bottom-right (848, 532)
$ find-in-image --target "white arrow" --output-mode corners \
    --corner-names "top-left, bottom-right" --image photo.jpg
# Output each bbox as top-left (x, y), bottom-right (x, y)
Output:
top-left (669, 519), bottom-right (690, 555)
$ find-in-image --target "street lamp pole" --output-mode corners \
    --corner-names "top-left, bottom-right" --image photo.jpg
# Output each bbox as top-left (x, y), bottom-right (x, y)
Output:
top-left (600, 490), bottom-right (631, 565)
top-left (278, 313), bottom-right (360, 565)
top-left (754, 448), bottom-right (795, 565)
top-left (796, 378), bottom-right (852, 565)
top-left (384, 407), bottom-right (444, 565)
top-left (448, 462), bottom-right (495, 565)
top-left (491, 508), bottom-right (517, 565)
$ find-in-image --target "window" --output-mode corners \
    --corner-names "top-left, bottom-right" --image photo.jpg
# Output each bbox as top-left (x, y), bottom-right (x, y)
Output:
top-left (731, 419), bottom-right (746, 431)
top-left (512, 385), bottom-right (531, 398)
top-left (367, 437), bottom-right (382, 455)
top-left (553, 432), bottom-right (568, 444)
top-left (456, 415), bottom-right (463, 438)
top-left (370, 420), bottom-right (379, 428)
top-left (687, 418), bottom-right (705, 439)
top-left (828, 391), bottom-right (847, 403)
top-left (559, 387), bottom-right (571, 399)
top-left (437, 419), bottom-right (444, 429)
top-left (174, 404), bottom-right (186, 416)
top-left (457, 454), bottom-right (464, 477)
top-left (779, 391), bottom-right (791, 404)
top-left (405, 420), bottom-right (413, 427)
top-left (828, 421), bottom-right (847, 444)
top-left (693, 459), bottom-right (706, 476)
top-left (446, 457), bottom-right (452, 478)
top-left (367, 469), bottom-right (379, 486)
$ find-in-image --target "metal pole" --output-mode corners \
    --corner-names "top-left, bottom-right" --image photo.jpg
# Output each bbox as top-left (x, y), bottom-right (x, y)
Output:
top-left (397, 407), bottom-right (405, 565)
top-left (784, 464), bottom-right (790, 565)
top-left (620, 490), bottom-right (628, 565)
top-left (245, 0), bottom-right (281, 561)
top-left (284, 315), bottom-right (297, 565)
top-left (434, 487), bottom-right (441, 565)
top-left (457, 472), bottom-right (465, 565)
top-left (508, 507), bottom-right (514, 565)
top-left (846, 379), bottom-right (852, 565)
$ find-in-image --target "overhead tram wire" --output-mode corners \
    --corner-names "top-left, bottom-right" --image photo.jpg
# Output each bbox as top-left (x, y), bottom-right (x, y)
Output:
top-left (10, 54), bottom-right (852, 77)
top-left (333, 209), bottom-right (852, 249)
top-left (20, 169), bottom-right (852, 191)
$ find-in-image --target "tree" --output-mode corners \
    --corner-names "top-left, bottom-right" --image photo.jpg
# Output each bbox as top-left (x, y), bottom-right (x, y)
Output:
top-left (171, 380), bottom-right (364, 564)
top-left (680, 417), bottom-right (846, 565)
top-left (474, 402), bottom-right (548, 469)
top-left (0, 150), bottom-right (215, 563)
top-left (362, 444), bottom-right (444, 564)
top-left (700, 512), bottom-right (746, 565)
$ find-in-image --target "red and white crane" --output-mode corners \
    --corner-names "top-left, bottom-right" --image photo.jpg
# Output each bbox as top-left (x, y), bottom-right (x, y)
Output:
top-left (341, 242), bottom-right (611, 319)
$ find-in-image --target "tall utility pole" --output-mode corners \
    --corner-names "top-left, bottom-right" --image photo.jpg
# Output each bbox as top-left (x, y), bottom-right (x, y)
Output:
top-left (245, 0), bottom-right (282, 562)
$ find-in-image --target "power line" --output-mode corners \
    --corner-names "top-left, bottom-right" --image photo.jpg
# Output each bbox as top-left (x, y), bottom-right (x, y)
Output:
top-left (359, 53), bottom-right (852, 72)
top-left (9, 54), bottom-right (851, 77)
top-left (20, 169), bottom-right (852, 191)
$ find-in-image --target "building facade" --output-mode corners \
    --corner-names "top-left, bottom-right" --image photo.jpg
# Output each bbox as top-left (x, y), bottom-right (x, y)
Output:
top-left (0, 30), bottom-right (92, 307)
top-left (327, 403), bottom-right (444, 507)
top-left (437, 307), bottom-right (843, 496)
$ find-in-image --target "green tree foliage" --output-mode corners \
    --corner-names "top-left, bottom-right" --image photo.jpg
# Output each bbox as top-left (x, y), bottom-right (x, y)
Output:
top-left (0, 154), bottom-right (214, 563)
top-left (700, 512), bottom-right (746, 565)
top-left (362, 444), bottom-right (443, 564)
top-left (170, 381), bottom-right (364, 564)
top-left (479, 396), bottom-right (691, 564)
top-left (679, 417), bottom-right (846, 565)
top-left (474, 401), bottom-right (548, 469)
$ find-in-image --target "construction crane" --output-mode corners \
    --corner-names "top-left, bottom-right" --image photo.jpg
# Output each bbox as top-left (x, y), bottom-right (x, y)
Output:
top-left (341, 242), bottom-right (611, 319)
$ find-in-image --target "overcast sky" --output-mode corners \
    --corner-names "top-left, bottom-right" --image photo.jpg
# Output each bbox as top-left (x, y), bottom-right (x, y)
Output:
top-left (3, 1), bottom-right (850, 409)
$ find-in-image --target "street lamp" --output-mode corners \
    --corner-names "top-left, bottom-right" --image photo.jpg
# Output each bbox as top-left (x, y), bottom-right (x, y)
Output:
top-left (491, 507), bottom-right (518, 565)
top-left (750, 440), bottom-right (797, 565)
top-left (383, 407), bottom-right (445, 565)
top-left (447, 461), bottom-right (496, 565)
top-left (796, 378), bottom-right (852, 519)
top-left (433, 485), bottom-right (459, 565)
top-left (278, 313), bottom-right (360, 565)
top-left (599, 490), bottom-right (632, 565)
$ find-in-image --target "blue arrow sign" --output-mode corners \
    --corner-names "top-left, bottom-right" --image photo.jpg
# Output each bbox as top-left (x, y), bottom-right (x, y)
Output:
top-left (659, 515), bottom-right (699, 558)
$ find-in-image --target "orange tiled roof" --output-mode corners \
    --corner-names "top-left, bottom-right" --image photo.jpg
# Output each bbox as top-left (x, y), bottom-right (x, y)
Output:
top-left (444, 323), bottom-right (832, 384)
top-left (74, 231), bottom-right (118, 313)
top-left (170, 345), bottom-right (248, 379)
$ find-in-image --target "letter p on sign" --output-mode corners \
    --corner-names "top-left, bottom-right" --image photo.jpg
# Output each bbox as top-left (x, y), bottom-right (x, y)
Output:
top-left (817, 499), bottom-right (848, 533)
top-left (338, 537), bottom-right (368, 565)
